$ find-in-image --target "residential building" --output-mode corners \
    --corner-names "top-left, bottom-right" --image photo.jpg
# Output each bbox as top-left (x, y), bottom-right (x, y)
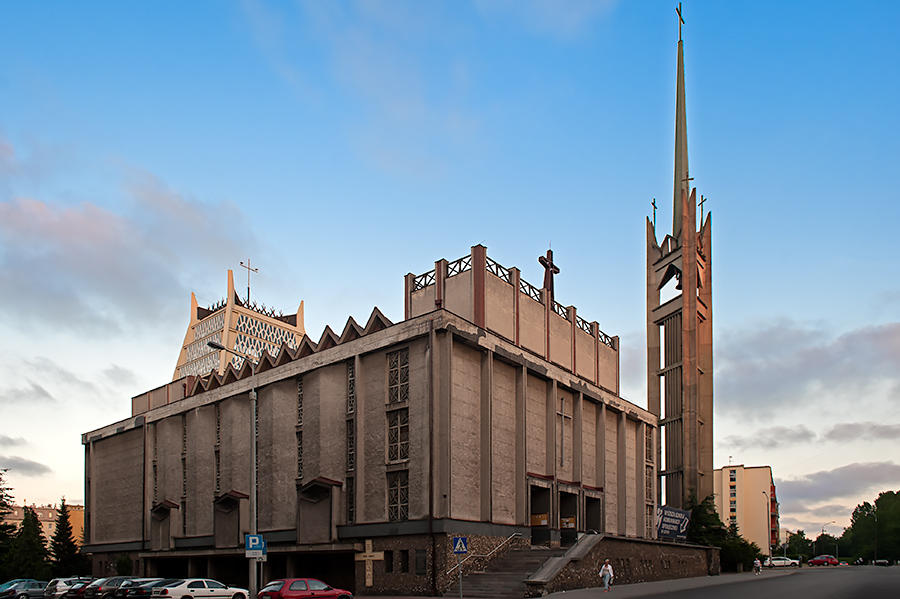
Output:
top-left (713, 465), bottom-right (779, 554)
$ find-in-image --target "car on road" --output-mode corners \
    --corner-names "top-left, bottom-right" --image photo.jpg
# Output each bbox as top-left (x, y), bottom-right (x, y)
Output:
top-left (764, 556), bottom-right (800, 568)
top-left (808, 555), bottom-right (839, 566)
top-left (151, 579), bottom-right (248, 599)
top-left (121, 581), bottom-right (180, 599)
top-left (63, 582), bottom-right (92, 599)
top-left (46, 579), bottom-right (93, 599)
top-left (0, 584), bottom-right (36, 594)
top-left (257, 579), bottom-right (352, 599)
top-left (0, 581), bottom-right (48, 599)
top-left (83, 578), bottom-right (136, 599)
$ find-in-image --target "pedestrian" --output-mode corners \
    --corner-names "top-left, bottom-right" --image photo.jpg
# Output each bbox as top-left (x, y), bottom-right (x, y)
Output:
top-left (599, 558), bottom-right (614, 592)
top-left (753, 557), bottom-right (762, 575)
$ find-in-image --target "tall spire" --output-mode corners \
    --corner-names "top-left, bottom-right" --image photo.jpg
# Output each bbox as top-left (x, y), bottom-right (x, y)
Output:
top-left (673, 3), bottom-right (689, 238)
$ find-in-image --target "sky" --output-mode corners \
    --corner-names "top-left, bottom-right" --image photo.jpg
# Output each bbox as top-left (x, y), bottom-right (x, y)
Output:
top-left (0, 0), bottom-right (898, 539)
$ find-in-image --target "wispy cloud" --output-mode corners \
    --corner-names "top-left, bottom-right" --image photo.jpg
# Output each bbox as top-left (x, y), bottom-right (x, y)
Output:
top-left (0, 436), bottom-right (26, 448)
top-left (716, 320), bottom-right (900, 418)
top-left (0, 455), bottom-right (52, 477)
top-left (103, 365), bottom-right (138, 388)
top-left (776, 462), bottom-right (900, 504)
top-left (722, 425), bottom-right (816, 450)
top-left (0, 140), bottom-right (254, 336)
top-left (474, 0), bottom-right (619, 40)
top-left (0, 381), bottom-right (55, 404)
top-left (823, 422), bottom-right (900, 442)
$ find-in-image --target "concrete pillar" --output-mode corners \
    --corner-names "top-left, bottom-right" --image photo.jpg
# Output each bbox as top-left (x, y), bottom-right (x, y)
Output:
top-left (617, 411), bottom-right (627, 535)
top-left (354, 354), bottom-right (365, 524)
top-left (404, 273), bottom-right (414, 320)
top-left (597, 403), bottom-right (606, 533)
top-left (515, 365), bottom-right (527, 525)
top-left (480, 350), bottom-right (493, 521)
top-left (573, 392), bottom-right (583, 485)
top-left (471, 245), bottom-right (486, 328)
top-left (511, 267), bottom-right (521, 346)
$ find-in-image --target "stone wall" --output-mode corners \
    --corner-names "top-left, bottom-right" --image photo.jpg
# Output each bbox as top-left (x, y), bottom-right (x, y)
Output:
top-left (525, 534), bottom-right (719, 597)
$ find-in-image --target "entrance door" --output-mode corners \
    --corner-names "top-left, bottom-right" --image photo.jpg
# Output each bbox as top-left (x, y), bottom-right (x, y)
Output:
top-left (585, 496), bottom-right (602, 533)
top-left (530, 485), bottom-right (551, 546)
top-left (559, 492), bottom-right (578, 546)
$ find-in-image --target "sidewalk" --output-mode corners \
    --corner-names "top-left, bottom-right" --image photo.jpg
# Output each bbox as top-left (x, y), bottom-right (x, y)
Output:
top-left (543, 569), bottom-right (798, 598)
top-left (357, 570), bottom-right (799, 599)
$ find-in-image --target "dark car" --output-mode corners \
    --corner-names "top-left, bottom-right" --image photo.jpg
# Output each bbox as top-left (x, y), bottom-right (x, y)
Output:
top-left (257, 579), bottom-right (351, 599)
top-left (120, 580), bottom-right (178, 599)
top-left (83, 579), bottom-right (135, 599)
top-left (63, 582), bottom-right (92, 599)
top-left (46, 578), bottom-right (93, 599)
top-left (808, 554), bottom-right (839, 566)
top-left (0, 581), bottom-right (48, 599)
top-left (114, 581), bottom-right (162, 599)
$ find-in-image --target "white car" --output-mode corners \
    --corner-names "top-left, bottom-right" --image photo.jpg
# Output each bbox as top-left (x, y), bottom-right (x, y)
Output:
top-left (151, 580), bottom-right (247, 599)
top-left (764, 556), bottom-right (800, 568)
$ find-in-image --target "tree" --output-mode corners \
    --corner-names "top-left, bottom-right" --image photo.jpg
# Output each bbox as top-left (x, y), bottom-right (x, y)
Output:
top-left (685, 495), bottom-right (760, 571)
top-left (0, 470), bottom-right (17, 581)
top-left (50, 499), bottom-right (81, 576)
top-left (10, 506), bottom-right (50, 579)
top-left (786, 530), bottom-right (814, 561)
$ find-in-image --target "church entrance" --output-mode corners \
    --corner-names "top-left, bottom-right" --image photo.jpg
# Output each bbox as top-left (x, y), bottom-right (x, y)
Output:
top-left (559, 491), bottom-right (578, 546)
top-left (530, 485), bottom-right (551, 546)
top-left (585, 495), bottom-right (603, 533)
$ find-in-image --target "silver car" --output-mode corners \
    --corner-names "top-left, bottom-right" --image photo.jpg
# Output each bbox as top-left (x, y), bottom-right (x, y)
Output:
top-left (46, 579), bottom-right (93, 599)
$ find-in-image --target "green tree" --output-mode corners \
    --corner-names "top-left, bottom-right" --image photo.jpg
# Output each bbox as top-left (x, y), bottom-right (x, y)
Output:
top-left (0, 470), bottom-right (17, 581)
top-left (814, 532), bottom-right (839, 557)
top-left (50, 499), bottom-right (80, 576)
top-left (685, 495), bottom-right (760, 571)
top-left (786, 530), bottom-right (814, 561)
top-left (10, 506), bottom-right (50, 579)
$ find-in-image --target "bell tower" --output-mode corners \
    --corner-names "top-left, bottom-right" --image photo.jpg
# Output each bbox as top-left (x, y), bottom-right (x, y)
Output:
top-left (646, 4), bottom-right (714, 509)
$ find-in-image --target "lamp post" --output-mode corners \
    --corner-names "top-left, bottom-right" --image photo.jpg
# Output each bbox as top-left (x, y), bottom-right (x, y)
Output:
top-left (209, 341), bottom-right (259, 599)
top-left (819, 521), bottom-right (835, 557)
top-left (762, 491), bottom-right (771, 560)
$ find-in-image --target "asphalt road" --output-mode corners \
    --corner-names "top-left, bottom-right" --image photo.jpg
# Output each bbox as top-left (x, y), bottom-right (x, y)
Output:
top-left (543, 566), bottom-right (900, 599)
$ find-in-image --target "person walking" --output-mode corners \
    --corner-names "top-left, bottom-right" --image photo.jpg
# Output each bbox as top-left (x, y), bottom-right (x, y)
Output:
top-left (753, 557), bottom-right (762, 575)
top-left (599, 558), bottom-right (614, 592)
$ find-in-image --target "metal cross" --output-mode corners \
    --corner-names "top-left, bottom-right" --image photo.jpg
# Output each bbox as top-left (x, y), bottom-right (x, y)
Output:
top-left (240, 259), bottom-right (259, 305)
top-left (557, 397), bottom-right (572, 467)
top-left (651, 198), bottom-right (658, 229)
top-left (539, 249), bottom-right (560, 303)
top-left (699, 195), bottom-right (708, 223)
top-left (676, 2), bottom-right (685, 41)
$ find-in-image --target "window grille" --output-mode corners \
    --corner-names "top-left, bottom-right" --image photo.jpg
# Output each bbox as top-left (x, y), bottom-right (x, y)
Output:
top-left (387, 409), bottom-right (409, 462)
top-left (388, 349), bottom-right (409, 403)
top-left (346, 476), bottom-right (355, 524)
top-left (645, 465), bottom-right (654, 501)
top-left (645, 427), bottom-right (654, 462)
top-left (347, 362), bottom-right (356, 414)
top-left (214, 403), bottom-right (221, 494)
top-left (297, 376), bottom-right (303, 426)
top-left (387, 470), bottom-right (409, 521)
top-left (347, 420), bottom-right (356, 471)
top-left (296, 430), bottom-right (303, 479)
top-left (646, 504), bottom-right (655, 538)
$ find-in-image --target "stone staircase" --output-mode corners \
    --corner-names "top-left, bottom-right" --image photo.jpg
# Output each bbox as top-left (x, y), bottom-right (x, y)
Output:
top-left (443, 547), bottom-right (566, 599)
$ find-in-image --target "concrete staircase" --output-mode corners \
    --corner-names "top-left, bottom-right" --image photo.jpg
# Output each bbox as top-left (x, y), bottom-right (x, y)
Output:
top-left (443, 547), bottom-right (566, 599)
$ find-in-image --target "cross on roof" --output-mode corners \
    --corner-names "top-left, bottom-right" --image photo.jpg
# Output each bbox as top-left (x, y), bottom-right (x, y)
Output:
top-left (676, 2), bottom-right (685, 41)
top-left (651, 198), bottom-right (658, 229)
top-left (239, 259), bottom-right (259, 305)
top-left (539, 249), bottom-right (560, 303)
top-left (699, 195), bottom-right (708, 223)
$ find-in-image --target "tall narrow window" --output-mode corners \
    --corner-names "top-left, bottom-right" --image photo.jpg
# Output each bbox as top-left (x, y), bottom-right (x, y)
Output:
top-left (347, 361), bottom-right (356, 414)
top-left (151, 423), bottom-right (158, 502)
top-left (346, 476), bottom-right (355, 525)
top-left (388, 349), bottom-right (409, 404)
top-left (645, 465), bottom-right (654, 502)
top-left (347, 420), bottom-right (356, 471)
top-left (214, 403), bottom-right (221, 494)
top-left (387, 409), bottom-right (409, 462)
top-left (297, 376), bottom-right (304, 426)
top-left (387, 470), bottom-right (409, 521)
top-left (181, 414), bottom-right (188, 535)
top-left (296, 376), bottom-right (303, 480)
top-left (645, 504), bottom-right (655, 538)
top-left (296, 431), bottom-right (303, 480)
top-left (645, 427), bottom-right (653, 462)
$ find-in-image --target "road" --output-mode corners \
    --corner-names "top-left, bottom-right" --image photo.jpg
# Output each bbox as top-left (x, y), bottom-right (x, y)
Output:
top-left (543, 566), bottom-right (900, 599)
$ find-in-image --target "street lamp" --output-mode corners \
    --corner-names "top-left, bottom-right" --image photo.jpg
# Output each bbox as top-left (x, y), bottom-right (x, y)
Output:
top-left (819, 521), bottom-right (835, 556)
top-left (762, 491), bottom-right (771, 560)
top-left (208, 340), bottom-right (259, 599)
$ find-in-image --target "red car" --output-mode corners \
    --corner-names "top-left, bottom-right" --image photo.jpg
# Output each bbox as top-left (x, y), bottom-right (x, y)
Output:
top-left (808, 555), bottom-right (839, 566)
top-left (257, 580), bottom-right (350, 599)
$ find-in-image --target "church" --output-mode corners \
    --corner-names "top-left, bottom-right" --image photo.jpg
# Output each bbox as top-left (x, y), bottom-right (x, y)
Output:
top-left (82, 8), bottom-right (713, 596)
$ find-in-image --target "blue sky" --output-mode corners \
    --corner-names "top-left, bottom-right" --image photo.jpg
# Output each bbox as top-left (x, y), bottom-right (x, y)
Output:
top-left (0, 1), bottom-right (898, 536)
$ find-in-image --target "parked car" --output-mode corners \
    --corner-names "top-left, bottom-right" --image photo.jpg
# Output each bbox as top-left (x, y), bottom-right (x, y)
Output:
top-left (257, 579), bottom-right (352, 599)
top-left (83, 578), bottom-right (135, 599)
top-left (764, 556), bottom-right (799, 568)
top-left (151, 579), bottom-right (248, 599)
top-left (0, 584), bottom-right (36, 594)
top-left (63, 582), bottom-right (92, 599)
top-left (0, 581), bottom-right (48, 599)
top-left (115, 581), bottom-right (162, 599)
top-left (808, 555), bottom-right (839, 566)
top-left (46, 579), bottom-right (93, 599)
top-left (122, 581), bottom-right (179, 599)
top-left (873, 559), bottom-right (890, 566)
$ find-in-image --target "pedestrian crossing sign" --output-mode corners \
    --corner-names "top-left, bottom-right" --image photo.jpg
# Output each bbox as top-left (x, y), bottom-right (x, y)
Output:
top-left (452, 536), bottom-right (468, 554)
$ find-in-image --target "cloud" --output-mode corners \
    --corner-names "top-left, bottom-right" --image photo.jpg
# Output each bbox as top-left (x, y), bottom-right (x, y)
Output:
top-left (0, 381), bottom-right (55, 404)
top-left (716, 320), bottom-right (900, 418)
top-left (474, 0), bottom-right (618, 39)
top-left (721, 425), bottom-right (816, 450)
top-left (0, 148), bottom-right (254, 336)
top-left (823, 422), bottom-right (900, 442)
top-left (24, 357), bottom-right (96, 393)
top-left (0, 455), bottom-right (52, 477)
top-left (0, 436), bottom-right (26, 448)
top-left (103, 364), bottom-right (138, 387)
top-left (776, 462), bottom-right (900, 504)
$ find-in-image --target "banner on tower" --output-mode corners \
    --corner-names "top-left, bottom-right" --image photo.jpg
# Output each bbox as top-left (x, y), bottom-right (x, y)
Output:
top-left (656, 506), bottom-right (691, 541)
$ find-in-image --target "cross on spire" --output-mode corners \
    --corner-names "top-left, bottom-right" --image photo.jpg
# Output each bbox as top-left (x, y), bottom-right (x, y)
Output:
top-left (651, 198), bottom-right (658, 229)
top-left (676, 2), bottom-right (685, 41)
top-left (539, 249), bottom-right (560, 303)
top-left (239, 259), bottom-right (259, 305)
top-left (699, 195), bottom-right (708, 223)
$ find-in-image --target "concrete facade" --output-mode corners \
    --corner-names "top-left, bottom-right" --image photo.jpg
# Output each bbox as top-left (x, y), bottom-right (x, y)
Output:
top-left (84, 248), bottom-right (656, 596)
top-left (713, 465), bottom-right (779, 556)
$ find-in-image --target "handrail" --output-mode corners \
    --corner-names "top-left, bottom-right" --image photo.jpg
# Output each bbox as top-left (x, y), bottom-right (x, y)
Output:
top-left (446, 532), bottom-right (522, 575)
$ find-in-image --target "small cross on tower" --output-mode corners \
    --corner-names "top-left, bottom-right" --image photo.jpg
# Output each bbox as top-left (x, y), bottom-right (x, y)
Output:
top-left (651, 198), bottom-right (658, 229)
top-left (699, 195), bottom-right (708, 223)
top-left (239, 259), bottom-right (259, 305)
top-left (539, 249), bottom-right (560, 303)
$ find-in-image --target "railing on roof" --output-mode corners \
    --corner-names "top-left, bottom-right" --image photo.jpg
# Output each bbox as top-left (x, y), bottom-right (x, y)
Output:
top-left (447, 254), bottom-right (472, 277)
top-left (413, 269), bottom-right (436, 292)
top-left (552, 300), bottom-right (569, 321)
top-left (518, 278), bottom-right (543, 304)
top-left (576, 314), bottom-right (592, 335)
top-left (207, 298), bottom-right (227, 312)
top-left (244, 300), bottom-right (286, 319)
top-left (598, 330), bottom-right (613, 348)
top-left (485, 256), bottom-right (512, 284)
